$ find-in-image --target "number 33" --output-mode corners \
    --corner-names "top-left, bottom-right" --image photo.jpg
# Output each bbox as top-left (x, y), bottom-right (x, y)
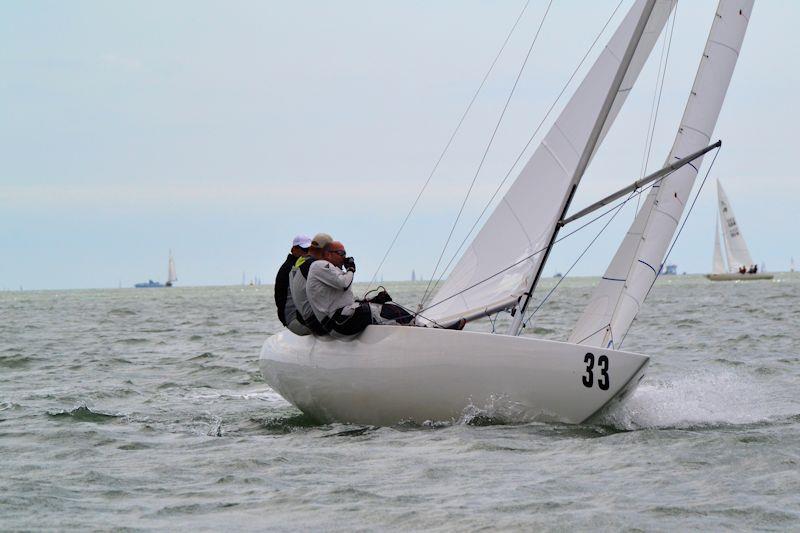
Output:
top-left (582, 352), bottom-right (609, 390)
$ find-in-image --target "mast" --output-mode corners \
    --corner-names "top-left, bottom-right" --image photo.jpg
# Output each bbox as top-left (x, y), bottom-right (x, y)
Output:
top-left (507, 0), bottom-right (657, 336)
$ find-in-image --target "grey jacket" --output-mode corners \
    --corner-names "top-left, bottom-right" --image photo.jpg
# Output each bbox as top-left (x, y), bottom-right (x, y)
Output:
top-left (289, 256), bottom-right (315, 322)
top-left (306, 260), bottom-right (355, 322)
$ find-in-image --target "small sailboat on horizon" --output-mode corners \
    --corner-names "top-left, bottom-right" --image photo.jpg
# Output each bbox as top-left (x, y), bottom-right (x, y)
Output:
top-left (166, 250), bottom-right (177, 287)
top-left (706, 181), bottom-right (772, 281)
top-left (134, 250), bottom-right (177, 288)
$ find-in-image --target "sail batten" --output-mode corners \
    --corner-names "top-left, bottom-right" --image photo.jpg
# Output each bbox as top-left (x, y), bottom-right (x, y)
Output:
top-left (569, 0), bottom-right (754, 349)
top-left (421, 0), bottom-right (677, 327)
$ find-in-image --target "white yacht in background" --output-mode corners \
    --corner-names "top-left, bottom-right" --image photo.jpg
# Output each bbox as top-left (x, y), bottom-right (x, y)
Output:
top-left (706, 181), bottom-right (772, 281)
top-left (166, 250), bottom-right (177, 287)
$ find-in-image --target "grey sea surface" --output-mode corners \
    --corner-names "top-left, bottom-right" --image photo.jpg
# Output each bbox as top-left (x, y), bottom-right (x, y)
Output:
top-left (2, 274), bottom-right (799, 530)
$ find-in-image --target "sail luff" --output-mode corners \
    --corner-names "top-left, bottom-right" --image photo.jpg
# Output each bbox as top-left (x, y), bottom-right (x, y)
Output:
top-left (421, 0), bottom-right (677, 327)
top-left (569, 0), bottom-right (755, 349)
top-left (712, 214), bottom-right (726, 274)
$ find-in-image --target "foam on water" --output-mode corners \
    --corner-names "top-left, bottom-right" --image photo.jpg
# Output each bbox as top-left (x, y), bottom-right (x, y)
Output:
top-left (601, 366), bottom-right (797, 430)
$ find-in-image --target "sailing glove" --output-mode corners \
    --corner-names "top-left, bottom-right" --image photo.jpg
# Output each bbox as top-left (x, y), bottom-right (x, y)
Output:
top-left (344, 257), bottom-right (356, 273)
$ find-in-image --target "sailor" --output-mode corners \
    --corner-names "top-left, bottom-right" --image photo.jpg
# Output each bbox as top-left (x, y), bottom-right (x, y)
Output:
top-left (288, 232), bottom-right (333, 336)
top-left (274, 234), bottom-right (312, 335)
top-left (306, 241), bottom-right (415, 337)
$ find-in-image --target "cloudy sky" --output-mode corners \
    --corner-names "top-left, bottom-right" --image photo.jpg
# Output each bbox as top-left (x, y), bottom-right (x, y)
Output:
top-left (2, 1), bottom-right (797, 290)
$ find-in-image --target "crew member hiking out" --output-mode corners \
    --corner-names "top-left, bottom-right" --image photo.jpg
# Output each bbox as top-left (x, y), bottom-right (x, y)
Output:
top-left (274, 234), bottom-right (311, 334)
top-left (289, 232), bottom-right (333, 336)
top-left (306, 241), bottom-right (416, 337)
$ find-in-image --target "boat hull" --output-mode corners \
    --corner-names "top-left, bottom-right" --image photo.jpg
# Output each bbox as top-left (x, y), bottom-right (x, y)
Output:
top-left (706, 273), bottom-right (774, 281)
top-left (259, 326), bottom-right (648, 426)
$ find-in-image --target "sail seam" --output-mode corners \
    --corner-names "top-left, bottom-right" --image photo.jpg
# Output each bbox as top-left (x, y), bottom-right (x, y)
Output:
top-left (709, 39), bottom-right (740, 57)
top-left (653, 205), bottom-right (680, 225)
top-left (550, 126), bottom-right (580, 168)
top-left (637, 259), bottom-right (657, 275)
top-left (678, 123), bottom-right (711, 141)
top-left (503, 197), bottom-right (534, 245)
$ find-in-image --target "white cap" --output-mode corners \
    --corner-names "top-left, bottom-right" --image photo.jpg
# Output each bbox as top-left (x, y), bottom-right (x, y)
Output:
top-left (292, 234), bottom-right (312, 248)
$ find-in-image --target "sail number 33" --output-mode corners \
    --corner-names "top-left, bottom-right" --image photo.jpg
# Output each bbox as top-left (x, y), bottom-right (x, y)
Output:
top-left (582, 353), bottom-right (609, 390)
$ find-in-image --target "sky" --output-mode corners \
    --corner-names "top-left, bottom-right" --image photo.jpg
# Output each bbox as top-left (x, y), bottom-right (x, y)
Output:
top-left (1, 0), bottom-right (798, 290)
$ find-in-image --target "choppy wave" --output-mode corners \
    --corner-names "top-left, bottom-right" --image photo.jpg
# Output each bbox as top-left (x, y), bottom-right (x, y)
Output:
top-left (46, 404), bottom-right (122, 423)
top-left (2, 278), bottom-right (799, 529)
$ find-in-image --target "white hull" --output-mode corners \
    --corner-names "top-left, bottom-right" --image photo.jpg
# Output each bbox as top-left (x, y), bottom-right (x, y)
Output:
top-left (706, 273), bottom-right (773, 281)
top-left (259, 326), bottom-right (649, 426)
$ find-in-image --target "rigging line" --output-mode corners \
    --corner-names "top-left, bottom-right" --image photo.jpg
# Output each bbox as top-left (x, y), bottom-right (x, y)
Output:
top-left (421, 0), bottom-right (555, 307)
top-left (576, 322), bottom-right (614, 346)
top-left (635, 4), bottom-right (669, 216)
top-left (618, 145), bottom-right (721, 349)
top-left (522, 188), bottom-right (638, 328)
top-left (640, 1), bottom-right (678, 181)
top-left (384, 300), bottom-right (446, 329)
top-left (366, 0), bottom-right (533, 292)
top-left (420, 171), bottom-right (672, 315)
top-left (636, 2), bottom-right (677, 217)
top-left (419, 0), bottom-right (626, 304)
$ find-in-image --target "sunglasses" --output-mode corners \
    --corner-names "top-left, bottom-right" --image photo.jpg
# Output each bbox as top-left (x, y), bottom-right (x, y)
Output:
top-left (328, 250), bottom-right (347, 257)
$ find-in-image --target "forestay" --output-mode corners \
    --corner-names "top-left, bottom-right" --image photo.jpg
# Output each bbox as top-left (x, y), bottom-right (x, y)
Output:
top-left (569, 0), bottom-right (754, 348)
top-left (712, 216), bottom-right (727, 274)
top-left (421, 0), bottom-right (676, 327)
top-left (717, 179), bottom-right (754, 271)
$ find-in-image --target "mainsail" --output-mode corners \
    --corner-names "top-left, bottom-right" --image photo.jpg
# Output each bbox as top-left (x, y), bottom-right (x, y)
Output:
top-left (569, 0), bottom-right (754, 348)
top-left (167, 250), bottom-right (177, 285)
top-left (712, 215), bottom-right (726, 274)
top-left (422, 0), bottom-right (676, 327)
top-left (717, 180), bottom-right (754, 271)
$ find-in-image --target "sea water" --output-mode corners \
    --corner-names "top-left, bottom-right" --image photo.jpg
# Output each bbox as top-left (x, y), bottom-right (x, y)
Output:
top-left (2, 275), bottom-right (799, 530)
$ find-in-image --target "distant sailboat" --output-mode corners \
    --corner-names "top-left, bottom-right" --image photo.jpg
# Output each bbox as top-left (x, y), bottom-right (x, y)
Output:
top-left (706, 181), bottom-right (772, 281)
top-left (791, 257), bottom-right (796, 273)
top-left (135, 250), bottom-right (176, 288)
top-left (166, 250), bottom-right (177, 287)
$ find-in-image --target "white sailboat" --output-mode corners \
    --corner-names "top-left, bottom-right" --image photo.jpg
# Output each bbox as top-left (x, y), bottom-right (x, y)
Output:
top-left (706, 181), bottom-right (772, 281)
top-left (260, 0), bottom-right (754, 426)
top-left (166, 250), bottom-right (177, 287)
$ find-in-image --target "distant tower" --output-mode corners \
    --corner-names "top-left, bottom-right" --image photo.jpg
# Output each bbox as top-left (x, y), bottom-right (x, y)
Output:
top-left (411, 269), bottom-right (416, 282)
